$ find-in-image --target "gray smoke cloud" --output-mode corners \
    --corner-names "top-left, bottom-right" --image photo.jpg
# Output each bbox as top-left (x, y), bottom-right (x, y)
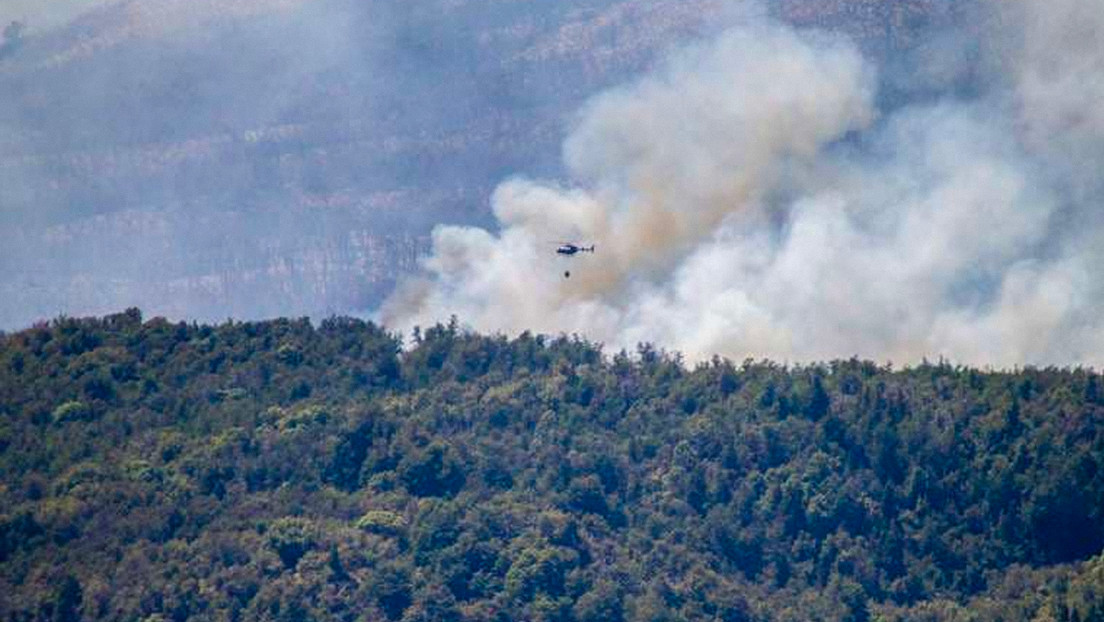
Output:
top-left (382, 0), bottom-right (1104, 367)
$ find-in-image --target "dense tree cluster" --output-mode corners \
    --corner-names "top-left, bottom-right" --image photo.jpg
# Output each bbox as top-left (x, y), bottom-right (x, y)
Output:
top-left (1, 310), bottom-right (1103, 621)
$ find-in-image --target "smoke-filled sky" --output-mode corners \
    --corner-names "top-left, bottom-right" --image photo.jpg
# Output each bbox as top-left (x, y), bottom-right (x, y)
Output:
top-left (1, 0), bottom-right (120, 32)
top-left (382, 0), bottom-right (1104, 367)
top-left (4, 0), bottom-right (1103, 367)
top-left (1, 0), bottom-right (622, 328)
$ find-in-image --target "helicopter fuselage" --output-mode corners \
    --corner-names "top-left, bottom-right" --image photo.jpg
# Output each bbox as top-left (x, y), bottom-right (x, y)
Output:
top-left (556, 243), bottom-right (595, 256)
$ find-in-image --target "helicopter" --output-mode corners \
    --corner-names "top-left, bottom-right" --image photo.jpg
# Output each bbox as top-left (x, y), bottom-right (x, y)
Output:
top-left (555, 242), bottom-right (595, 256)
top-left (554, 242), bottom-right (595, 278)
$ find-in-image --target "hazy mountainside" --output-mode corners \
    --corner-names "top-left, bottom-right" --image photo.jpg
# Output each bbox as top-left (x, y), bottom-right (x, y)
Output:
top-left (0, 0), bottom-right (966, 329)
top-left (1, 311), bottom-right (1103, 620)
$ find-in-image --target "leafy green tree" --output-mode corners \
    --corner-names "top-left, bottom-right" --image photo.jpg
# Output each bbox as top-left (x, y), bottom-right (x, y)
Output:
top-left (48, 575), bottom-right (83, 622)
top-left (574, 579), bottom-right (625, 622)
top-left (369, 562), bottom-right (414, 620)
top-left (268, 517), bottom-right (317, 569)
top-left (398, 442), bottom-right (466, 498)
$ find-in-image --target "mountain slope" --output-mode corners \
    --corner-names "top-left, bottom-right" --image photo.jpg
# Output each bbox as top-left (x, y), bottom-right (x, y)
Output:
top-left (1, 311), bottom-right (1102, 620)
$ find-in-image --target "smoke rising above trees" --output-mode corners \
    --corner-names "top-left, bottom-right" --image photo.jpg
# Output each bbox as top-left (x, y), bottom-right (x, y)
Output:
top-left (384, 0), bottom-right (1104, 367)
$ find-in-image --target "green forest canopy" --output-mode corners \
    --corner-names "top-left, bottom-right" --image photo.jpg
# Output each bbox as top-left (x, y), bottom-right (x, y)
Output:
top-left (1, 310), bottom-right (1103, 621)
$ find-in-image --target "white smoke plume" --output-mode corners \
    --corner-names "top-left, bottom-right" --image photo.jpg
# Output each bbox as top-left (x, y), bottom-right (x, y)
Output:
top-left (381, 0), bottom-right (1104, 367)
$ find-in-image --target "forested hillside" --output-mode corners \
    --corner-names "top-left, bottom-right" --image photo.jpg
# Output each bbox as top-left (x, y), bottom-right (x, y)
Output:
top-left (1, 311), bottom-right (1103, 621)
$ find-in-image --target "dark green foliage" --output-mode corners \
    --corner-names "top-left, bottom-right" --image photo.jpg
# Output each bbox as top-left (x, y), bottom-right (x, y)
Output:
top-left (1, 312), bottom-right (1103, 621)
top-left (573, 579), bottom-right (625, 622)
top-left (0, 511), bottom-right (44, 562)
top-left (403, 583), bottom-right (461, 622)
top-left (371, 562), bottom-right (414, 620)
top-left (268, 517), bottom-right (317, 569)
top-left (398, 442), bottom-right (466, 498)
top-left (325, 415), bottom-right (378, 491)
top-left (48, 575), bottom-right (83, 622)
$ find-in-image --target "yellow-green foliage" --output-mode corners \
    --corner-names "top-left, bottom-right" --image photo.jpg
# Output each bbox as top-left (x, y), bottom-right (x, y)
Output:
top-left (51, 400), bottom-right (91, 424)
top-left (355, 510), bottom-right (407, 536)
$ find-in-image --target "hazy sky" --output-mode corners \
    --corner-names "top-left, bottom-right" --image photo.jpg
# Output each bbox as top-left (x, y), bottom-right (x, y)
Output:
top-left (0, 0), bottom-right (678, 329)
top-left (1, 0), bottom-right (120, 31)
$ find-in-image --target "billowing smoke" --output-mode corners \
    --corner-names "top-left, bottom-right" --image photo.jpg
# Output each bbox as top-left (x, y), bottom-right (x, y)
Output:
top-left (382, 0), bottom-right (1104, 367)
